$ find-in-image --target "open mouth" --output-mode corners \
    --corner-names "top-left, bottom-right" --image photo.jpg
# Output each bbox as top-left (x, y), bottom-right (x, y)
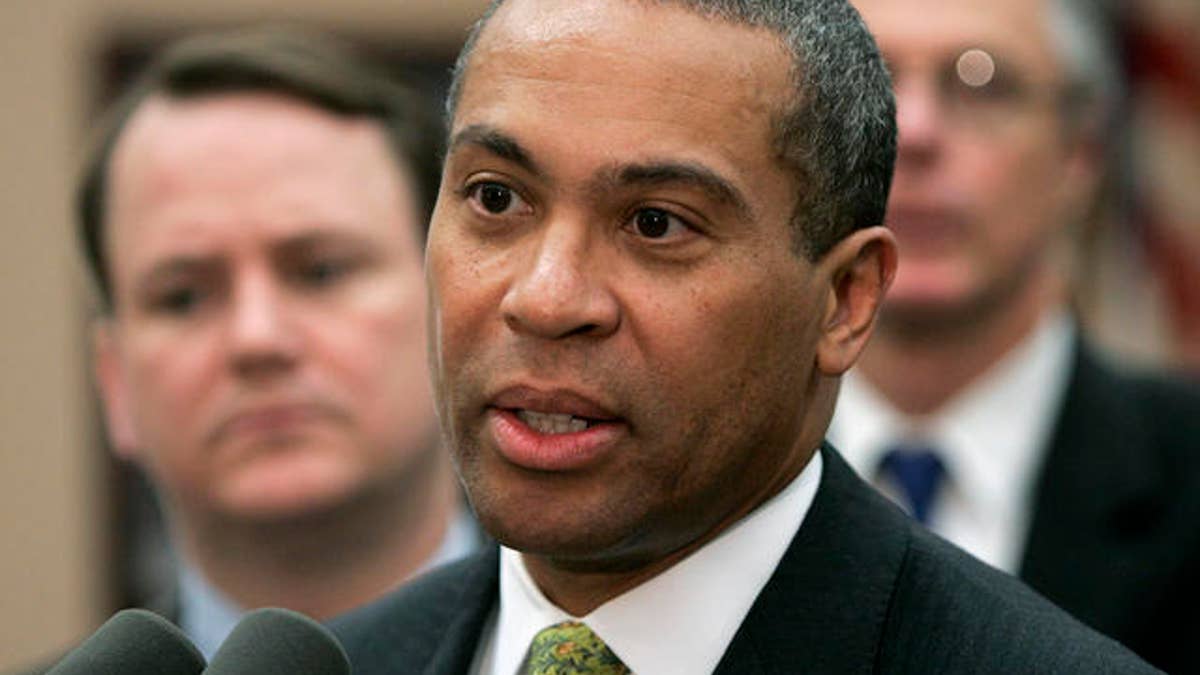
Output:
top-left (513, 409), bottom-right (602, 434)
top-left (487, 398), bottom-right (625, 471)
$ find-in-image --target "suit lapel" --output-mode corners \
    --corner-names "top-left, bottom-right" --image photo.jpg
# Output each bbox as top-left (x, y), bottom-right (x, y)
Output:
top-left (715, 445), bottom-right (910, 674)
top-left (331, 548), bottom-right (499, 675)
top-left (421, 548), bottom-right (500, 675)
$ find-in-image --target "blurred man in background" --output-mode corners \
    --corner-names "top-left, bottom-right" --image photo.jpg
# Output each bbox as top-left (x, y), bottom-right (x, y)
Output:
top-left (831, 0), bottom-right (1200, 670)
top-left (77, 27), bottom-right (477, 658)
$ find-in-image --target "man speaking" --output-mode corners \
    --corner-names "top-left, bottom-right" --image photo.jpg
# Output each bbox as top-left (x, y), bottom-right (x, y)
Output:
top-left (333, 0), bottom-right (1159, 672)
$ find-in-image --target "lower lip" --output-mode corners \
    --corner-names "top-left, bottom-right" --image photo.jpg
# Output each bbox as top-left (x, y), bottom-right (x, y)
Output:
top-left (488, 409), bottom-right (625, 471)
top-left (223, 408), bottom-right (324, 439)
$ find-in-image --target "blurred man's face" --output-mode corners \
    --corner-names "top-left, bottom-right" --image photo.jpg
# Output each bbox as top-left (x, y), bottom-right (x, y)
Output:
top-left (855, 0), bottom-right (1094, 329)
top-left (97, 93), bottom-right (438, 524)
top-left (427, 0), bottom-right (853, 572)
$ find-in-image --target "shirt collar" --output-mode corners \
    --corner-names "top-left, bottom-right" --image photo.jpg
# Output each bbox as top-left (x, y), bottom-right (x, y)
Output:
top-left (488, 451), bottom-right (823, 675)
top-left (177, 560), bottom-right (243, 661)
top-left (830, 311), bottom-right (1075, 569)
top-left (933, 313), bottom-right (1074, 524)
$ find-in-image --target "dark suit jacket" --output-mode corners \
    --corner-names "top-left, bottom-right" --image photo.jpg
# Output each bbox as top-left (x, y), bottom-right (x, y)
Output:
top-left (1019, 342), bottom-right (1200, 674)
top-left (332, 445), bottom-right (1159, 674)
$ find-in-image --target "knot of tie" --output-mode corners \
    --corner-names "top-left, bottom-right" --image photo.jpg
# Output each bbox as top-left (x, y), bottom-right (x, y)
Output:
top-left (878, 445), bottom-right (946, 525)
top-left (525, 621), bottom-right (630, 675)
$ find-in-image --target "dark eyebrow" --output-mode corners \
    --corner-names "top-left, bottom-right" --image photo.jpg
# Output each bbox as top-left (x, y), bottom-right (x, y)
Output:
top-left (134, 256), bottom-right (221, 295)
top-left (448, 124), bottom-right (542, 177)
top-left (610, 161), bottom-right (754, 222)
top-left (273, 229), bottom-right (372, 254)
top-left (447, 128), bottom-right (752, 220)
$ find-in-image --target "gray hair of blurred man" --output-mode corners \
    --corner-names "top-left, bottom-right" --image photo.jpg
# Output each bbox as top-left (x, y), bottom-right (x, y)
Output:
top-left (77, 26), bottom-right (444, 312)
top-left (1049, 0), bottom-right (1123, 137)
top-left (445, 0), bottom-right (898, 262)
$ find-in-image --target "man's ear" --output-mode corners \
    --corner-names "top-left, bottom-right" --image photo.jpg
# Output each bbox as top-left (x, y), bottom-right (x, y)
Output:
top-left (1056, 125), bottom-right (1105, 228)
top-left (93, 320), bottom-right (142, 460)
top-left (815, 226), bottom-right (897, 376)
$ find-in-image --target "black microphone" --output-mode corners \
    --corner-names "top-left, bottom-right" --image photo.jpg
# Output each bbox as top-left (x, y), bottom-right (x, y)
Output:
top-left (45, 608), bottom-right (205, 675)
top-left (202, 607), bottom-right (350, 674)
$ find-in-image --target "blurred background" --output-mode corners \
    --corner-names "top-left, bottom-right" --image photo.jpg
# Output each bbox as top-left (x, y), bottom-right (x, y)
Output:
top-left (0, 0), bottom-right (1195, 669)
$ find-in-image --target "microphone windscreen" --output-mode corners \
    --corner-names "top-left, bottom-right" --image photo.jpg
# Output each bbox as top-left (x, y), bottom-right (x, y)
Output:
top-left (45, 608), bottom-right (205, 675)
top-left (203, 607), bottom-right (350, 675)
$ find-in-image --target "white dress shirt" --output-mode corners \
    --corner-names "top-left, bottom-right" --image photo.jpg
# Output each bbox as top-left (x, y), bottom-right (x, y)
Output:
top-left (471, 451), bottom-right (823, 675)
top-left (178, 507), bottom-right (480, 659)
top-left (829, 311), bottom-right (1075, 572)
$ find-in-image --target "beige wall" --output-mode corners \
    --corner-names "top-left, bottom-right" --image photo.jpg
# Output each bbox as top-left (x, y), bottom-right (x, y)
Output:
top-left (0, 1), bottom-right (486, 670)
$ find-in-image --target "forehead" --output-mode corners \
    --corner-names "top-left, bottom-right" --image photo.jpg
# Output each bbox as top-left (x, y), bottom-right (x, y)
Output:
top-left (477, 0), bottom-right (787, 71)
top-left (110, 92), bottom-right (399, 210)
top-left (455, 0), bottom-right (793, 184)
top-left (854, 0), bottom-right (1060, 75)
top-left (464, 0), bottom-right (792, 123)
top-left (106, 93), bottom-right (408, 266)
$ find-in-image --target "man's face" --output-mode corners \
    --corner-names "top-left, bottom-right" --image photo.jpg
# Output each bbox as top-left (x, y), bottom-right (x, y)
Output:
top-left (429, 0), bottom-right (847, 570)
top-left (97, 93), bottom-right (438, 523)
top-left (855, 0), bottom-right (1094, 326)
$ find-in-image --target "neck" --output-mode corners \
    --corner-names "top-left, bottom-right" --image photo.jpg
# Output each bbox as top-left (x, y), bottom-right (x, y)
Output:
top-left (859, 267), bottom-right (1064, 417)
top-left (523, 382), bottom-right (835, 616)
top-left (522, 447), bottom-right (807, 617)
top-left (174, 454), bottom-right (459, 619)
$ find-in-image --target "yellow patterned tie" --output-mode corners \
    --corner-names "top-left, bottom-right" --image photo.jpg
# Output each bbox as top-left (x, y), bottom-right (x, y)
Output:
top-left (524, 621), bottom-right (631, 674)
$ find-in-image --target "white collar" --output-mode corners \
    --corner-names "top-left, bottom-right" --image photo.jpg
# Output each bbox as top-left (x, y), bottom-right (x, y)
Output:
top-left (177, 560), bottom-right (243, 661)
top-left (830, 311), bottom-right (1075, 571)
top-left (480, 451), bottom-right (823, 675)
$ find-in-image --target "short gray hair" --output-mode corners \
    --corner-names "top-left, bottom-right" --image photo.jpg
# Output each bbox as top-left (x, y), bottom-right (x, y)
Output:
top-left (446, 0), bottom-right (896, 260)
top-left (1048, 0), bottom-right (1122, 133)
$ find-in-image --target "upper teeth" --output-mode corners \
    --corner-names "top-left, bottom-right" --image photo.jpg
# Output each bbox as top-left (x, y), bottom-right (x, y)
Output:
top-left (517, 410), bottom-right (589, 434)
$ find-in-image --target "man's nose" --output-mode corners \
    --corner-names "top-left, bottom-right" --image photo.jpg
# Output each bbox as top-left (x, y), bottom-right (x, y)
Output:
top-left (894, 78), bottom-right (946, 166)
top-left (226, 272), bottom-right (300, 379)
top-left (499, 220), bottom-right (620, 341)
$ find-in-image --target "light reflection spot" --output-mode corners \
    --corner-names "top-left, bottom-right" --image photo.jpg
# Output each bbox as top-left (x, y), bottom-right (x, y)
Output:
top-left (956, 48), bottom-right (996, 88)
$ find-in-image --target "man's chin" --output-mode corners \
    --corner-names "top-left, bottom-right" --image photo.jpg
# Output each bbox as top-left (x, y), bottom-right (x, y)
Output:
top-left (478, 500), bottom-right (647, 570)
top-left (502, 530), bottom-right (661, 576)
top-left (213, 459), bottom-right (364, 523)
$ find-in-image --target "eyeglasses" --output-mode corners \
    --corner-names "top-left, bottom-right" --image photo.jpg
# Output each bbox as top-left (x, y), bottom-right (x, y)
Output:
top-left (885, 47), bottom-right (1076, 133)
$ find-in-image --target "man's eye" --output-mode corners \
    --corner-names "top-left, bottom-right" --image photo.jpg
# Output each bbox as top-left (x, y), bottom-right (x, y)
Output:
top-left (466, 181), bottom-right (530, 216)
top-left (630, 208), bottom-right (691, 240)
top-left (153, 287), bottom-right (203, 315)
top-left (941, 57), bottom-right (1026, 109)
top-left (479, 184), bottom-right (511, 213)
top-left (949, 75), bottom-right (1019, 104)
top-left (296, 258), bottom-right (351, 287)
